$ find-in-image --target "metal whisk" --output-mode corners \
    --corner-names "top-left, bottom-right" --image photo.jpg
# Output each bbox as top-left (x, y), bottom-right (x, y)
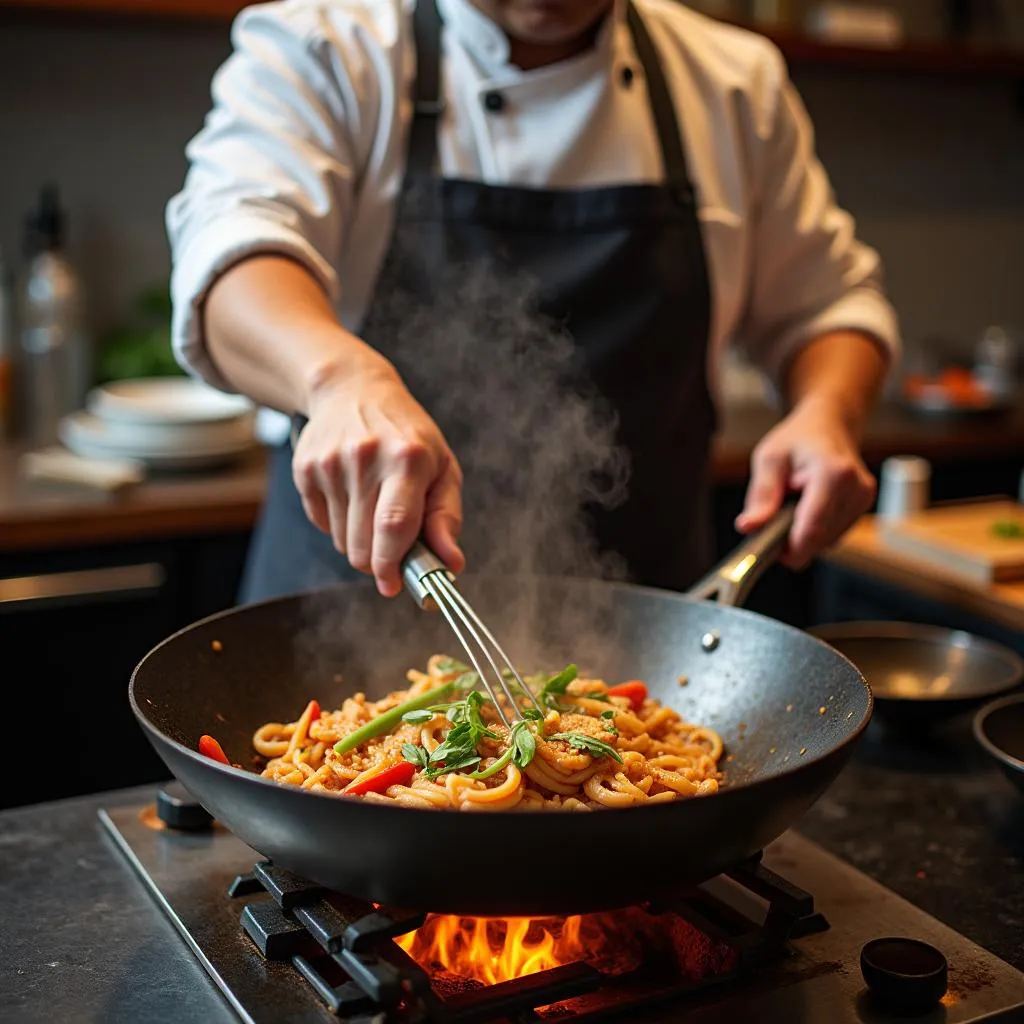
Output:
top-left (401, 542), bottom-right (545, 728)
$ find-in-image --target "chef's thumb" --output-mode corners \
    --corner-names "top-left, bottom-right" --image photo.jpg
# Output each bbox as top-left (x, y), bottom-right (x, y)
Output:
top-left (736, 447), bottom-right (789, 534)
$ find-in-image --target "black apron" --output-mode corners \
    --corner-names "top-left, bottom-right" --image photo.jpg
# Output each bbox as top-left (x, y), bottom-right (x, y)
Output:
top-left (239, 0), bottom-right (715, 604)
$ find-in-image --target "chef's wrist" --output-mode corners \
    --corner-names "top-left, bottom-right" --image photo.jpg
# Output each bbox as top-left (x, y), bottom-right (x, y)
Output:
top-left (302, 330), bottom-right (399, 414)
top-left (790, 388), bottom-right (870, 439)
top-left (783, 330), bottom-right (887, 439)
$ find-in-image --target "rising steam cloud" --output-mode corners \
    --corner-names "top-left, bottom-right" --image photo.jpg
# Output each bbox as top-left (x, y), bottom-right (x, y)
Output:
top-left (293, 248), bottom-right (635, 688)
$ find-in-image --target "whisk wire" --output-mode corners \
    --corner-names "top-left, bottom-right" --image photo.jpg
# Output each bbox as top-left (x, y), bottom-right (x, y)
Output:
top-left (434, 574), bottom-right (545, 719)
top-left (403, 541), bottom-right (545, 727)
top-left (422, 574), bottom-right (513, 728)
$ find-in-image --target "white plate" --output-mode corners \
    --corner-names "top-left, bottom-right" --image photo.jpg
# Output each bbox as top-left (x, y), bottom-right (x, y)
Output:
top-left (61, 412), bottom-right (256, 470)
top-left (62, 409), bottom-right (255, 455)
top-left (87, 377), bottom-right (254, 425)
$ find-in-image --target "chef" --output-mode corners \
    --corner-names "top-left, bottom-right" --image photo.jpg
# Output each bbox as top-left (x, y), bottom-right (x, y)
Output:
top-left (167, 0), bottom-right (900, 603)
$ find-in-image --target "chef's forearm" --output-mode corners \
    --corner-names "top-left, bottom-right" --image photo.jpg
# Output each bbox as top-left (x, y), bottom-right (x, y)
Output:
top-left (203, 255), bottom-right (391, 415)
top-left (783, 331), bottom-right (889, 438)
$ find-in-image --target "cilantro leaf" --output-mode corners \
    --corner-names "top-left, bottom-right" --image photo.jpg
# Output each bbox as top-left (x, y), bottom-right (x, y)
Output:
top-left (401, 743), bottom-right (429, 768)
top-left (548, 731), bottom-right (623, 763)
top-left (402, 709), bottom-right (435, 725)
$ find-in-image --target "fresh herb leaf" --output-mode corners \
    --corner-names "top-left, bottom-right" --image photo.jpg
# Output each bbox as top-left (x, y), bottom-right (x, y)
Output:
top-left (465, 691), bottom-right (500, 741)
top-left (436, 657), bottom-right (469, 674)
top-left (993, 520), bottom-right (1024, 539)
top-left (402, 709), bottom-right (435, 725)
top-left (600, 709), bottom-right (617, 720)
top-left (522, 708), bottom-right (544, 722)
top-left (512, 724), bottom-right (536, 768)
top-left (402, 743), bottom-right (429, 768)
top-left (452, 670), bottom-right (480, 691)
top-left (470, 721), bottom-right (536, 780)
top-left (424, 754), bottom-right (482, 779)
top-left (549, 731), bottom-right (623, 763)
top-left (541, 665), bottom-right (578, 701)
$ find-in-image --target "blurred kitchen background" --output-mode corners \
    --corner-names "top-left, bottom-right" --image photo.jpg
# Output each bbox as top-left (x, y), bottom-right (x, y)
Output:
top-left (1, 0), bottom-right (1024, 807)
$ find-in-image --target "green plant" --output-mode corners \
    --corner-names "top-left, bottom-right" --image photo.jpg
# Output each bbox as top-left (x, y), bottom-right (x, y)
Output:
top-left (97, 284), bottom-right (184, 383)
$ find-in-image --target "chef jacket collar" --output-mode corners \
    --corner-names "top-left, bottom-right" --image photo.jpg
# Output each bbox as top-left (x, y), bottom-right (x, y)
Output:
top-left (435, 0), bottom-right (625, 78)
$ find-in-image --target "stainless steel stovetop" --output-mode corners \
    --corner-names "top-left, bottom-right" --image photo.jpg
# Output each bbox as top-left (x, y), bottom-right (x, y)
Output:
top-left (99, 801), bottom-right (1024, 1024)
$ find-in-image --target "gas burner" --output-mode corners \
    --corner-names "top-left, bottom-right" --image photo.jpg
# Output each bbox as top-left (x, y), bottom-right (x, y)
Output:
top-left (226, 854), bottom-right (828, 1021)
top-left (98, 786), bottom-right (1024, 1024)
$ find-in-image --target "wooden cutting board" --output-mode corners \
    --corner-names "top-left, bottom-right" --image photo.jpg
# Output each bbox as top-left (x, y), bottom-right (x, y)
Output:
top-left (879, 499), bottom-right (1024, 584)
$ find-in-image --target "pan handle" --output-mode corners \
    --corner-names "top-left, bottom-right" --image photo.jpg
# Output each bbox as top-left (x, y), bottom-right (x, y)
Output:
top-left (686, 504), bottom-right (795, 608)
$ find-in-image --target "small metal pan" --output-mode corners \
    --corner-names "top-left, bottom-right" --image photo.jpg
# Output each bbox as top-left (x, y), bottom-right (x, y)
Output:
top-left (810, 621), bottom-right (1022, 728)
top-left (973, 694), bottom-right (1024, 796)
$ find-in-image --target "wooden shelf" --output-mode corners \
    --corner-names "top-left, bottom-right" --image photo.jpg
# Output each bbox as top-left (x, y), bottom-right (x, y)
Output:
top-left (760, 27), bottom-right (1024, 78)
top-left (3, 0), bottom-right (1024, 79)
top-left (0, 0), bottom-right (249, 21)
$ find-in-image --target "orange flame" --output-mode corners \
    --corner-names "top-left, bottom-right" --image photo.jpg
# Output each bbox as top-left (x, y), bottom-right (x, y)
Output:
top-left (395, 907), bottom-right (740, 991)
top-left (395, 915), bottom-right (586, 986)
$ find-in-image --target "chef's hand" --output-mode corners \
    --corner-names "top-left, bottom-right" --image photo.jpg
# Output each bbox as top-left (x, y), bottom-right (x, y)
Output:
top-left (292, 358), bottom-right (465, 597)
top-left (735, 395), bottom-right (876, 569)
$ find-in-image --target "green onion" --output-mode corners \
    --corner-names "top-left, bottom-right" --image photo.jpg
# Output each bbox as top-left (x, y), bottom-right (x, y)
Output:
top-left (333, 681), bottom-right (456, 755)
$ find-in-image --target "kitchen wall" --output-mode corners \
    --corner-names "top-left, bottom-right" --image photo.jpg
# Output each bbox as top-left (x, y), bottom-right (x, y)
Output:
top-left (0, 3), bottom-right (1022, 365)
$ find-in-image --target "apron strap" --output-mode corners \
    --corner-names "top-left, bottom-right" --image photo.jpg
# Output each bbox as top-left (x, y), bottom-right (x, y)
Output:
top-left (407, 0), bottom-right (694, 195)
top-left (625, 2), bottom-right (694, 197)
top-left (408, 0), bottom-right (445, 175)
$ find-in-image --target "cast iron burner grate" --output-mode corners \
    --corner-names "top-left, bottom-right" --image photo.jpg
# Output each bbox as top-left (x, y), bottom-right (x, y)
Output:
top-left (228, 856), bottom-right (829, 1023)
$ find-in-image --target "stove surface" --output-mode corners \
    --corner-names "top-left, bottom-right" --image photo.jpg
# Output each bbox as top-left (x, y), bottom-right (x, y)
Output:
top-left (99, 803), bottom-right (1024, 1024)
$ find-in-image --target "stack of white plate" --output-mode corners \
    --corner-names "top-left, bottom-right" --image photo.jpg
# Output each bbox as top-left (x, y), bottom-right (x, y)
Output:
top-left (60, 378), bottom-right (257, 471)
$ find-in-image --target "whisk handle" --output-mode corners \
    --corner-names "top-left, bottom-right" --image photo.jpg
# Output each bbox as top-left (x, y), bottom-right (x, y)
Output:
top-left (401, 540), bottom-right (453, 610)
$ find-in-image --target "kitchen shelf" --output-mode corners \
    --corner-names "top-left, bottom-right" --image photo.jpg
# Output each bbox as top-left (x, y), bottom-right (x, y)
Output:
top-left (0, 0), bottom-right (249, 21)
top-left (3, 0), bottom-right (1023, 79)
top-left (754, 26), bottom-right (1024, 78)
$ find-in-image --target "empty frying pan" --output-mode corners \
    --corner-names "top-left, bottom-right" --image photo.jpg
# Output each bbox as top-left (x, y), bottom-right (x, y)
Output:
top-left (810, 621), bottom-right (1022, 727)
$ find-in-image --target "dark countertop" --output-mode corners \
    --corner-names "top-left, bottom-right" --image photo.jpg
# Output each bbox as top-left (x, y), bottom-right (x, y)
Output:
top-left (2, 719), bottom-right (1022, 1023)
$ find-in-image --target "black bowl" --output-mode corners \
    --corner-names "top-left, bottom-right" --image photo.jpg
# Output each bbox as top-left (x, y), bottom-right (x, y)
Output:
top-left (973, 694), bottom-right (1024, 796)
top-left (860, 938), bottom-right (948, 1010)
top-left (811, 622), bottom-right (1022, 728)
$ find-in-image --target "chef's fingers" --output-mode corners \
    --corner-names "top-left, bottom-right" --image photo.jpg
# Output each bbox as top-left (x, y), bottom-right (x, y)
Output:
top-left (783, 473), bottom-right (832, 569)
top-left (341, 438), bottom-right (381, 578)
top-left (736, 445), bottom-right (790, 534)
top-left (423, 456), bottom-right (465, 576)
top-left (312, 454), bottom-right (350, 554)
top-left (294, 458), bottom-right (333, 540)
top-left (785, 460), bottom-right (874, 568)
top-left (372, 467), bottom-right (429, 598)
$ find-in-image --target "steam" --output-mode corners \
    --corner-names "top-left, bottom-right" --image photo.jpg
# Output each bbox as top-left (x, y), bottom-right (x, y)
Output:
top-left (293, 249), bottom-right (634, 688)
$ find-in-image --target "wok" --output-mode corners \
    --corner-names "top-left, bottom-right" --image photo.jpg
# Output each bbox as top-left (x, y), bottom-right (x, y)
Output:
top-left (130, 509), bottom-right (872, 916)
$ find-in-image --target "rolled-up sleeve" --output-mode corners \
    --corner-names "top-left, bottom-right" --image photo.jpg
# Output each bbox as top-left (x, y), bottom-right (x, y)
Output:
top-left (166, 4), bottom-right (357, 390)
top-left (739, 52), bottom-right (901, 390)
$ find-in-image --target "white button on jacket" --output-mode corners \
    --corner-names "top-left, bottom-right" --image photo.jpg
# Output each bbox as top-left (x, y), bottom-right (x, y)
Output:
top-left (167, 0), bottom-right (901, 442)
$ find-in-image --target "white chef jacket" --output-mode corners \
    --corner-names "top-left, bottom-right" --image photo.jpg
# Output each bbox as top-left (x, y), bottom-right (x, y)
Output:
top-left (167, 0), bottom-right (901, 444)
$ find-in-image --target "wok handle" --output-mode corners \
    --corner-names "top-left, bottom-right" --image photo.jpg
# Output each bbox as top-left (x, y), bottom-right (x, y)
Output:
top-left (686, 504), bottom-right (795, 608)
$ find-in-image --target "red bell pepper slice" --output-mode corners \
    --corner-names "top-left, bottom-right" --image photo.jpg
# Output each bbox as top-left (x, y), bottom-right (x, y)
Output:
top-left (198, 734), bottom-right (230, 764)
top-left (606, 681), bottom-right (648, 712)
top-left (343, 761), bottom-right (415, 797)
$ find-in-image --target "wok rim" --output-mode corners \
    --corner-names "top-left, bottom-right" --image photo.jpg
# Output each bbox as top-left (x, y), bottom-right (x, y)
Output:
top-left (810, 621), bottom-right (1024, 704)
top-left (130, 575), bottom-right (874, 820)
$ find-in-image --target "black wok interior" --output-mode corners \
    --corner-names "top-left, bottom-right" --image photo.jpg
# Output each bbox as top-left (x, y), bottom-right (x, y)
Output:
top-left (131, 575), bottom-right (871, 915)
